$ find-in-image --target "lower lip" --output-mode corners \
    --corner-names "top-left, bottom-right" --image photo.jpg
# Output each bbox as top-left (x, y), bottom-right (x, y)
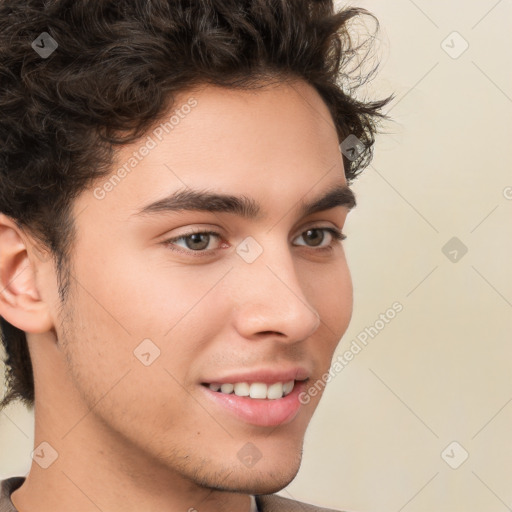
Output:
top-left (200, 381), bottom-right (307, 427)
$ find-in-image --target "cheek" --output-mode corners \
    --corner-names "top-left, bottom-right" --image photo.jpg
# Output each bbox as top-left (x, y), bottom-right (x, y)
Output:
top-left (303, 257), bottom-right (353, 336)
top-left (81, 239), bottom-right (231, 339)
top-left (57, 252), bottom-right (220, 413)
top-left (58, 298), bottom-right (201, 442)
top-left (303, 259), bottom-right (353, 385)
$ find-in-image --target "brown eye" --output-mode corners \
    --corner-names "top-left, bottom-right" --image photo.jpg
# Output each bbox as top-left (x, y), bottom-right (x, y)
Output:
top-left (303, 229), bottom-right (325, 247)
top-left (164, 230), bottom-right (222, 253)
top-left (294, 227), bottom-right (345, 249)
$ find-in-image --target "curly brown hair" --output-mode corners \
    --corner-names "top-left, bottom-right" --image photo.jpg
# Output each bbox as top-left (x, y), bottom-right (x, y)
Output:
top-left (0, 0), bottom-right (393, 410)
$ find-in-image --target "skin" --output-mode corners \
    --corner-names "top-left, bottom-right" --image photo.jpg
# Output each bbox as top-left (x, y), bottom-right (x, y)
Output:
top-left (0, 79), bottom-right (354, 512)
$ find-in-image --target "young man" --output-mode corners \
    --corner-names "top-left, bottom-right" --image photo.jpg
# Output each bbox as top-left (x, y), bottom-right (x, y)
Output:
top-left (0, 1), bottom-right (392, 511)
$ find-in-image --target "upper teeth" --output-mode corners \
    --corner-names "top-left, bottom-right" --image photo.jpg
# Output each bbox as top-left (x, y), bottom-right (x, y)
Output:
top-left (208, 381), bottom-right (295, 399)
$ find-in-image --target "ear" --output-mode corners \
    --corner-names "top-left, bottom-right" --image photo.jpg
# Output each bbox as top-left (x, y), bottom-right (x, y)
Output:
top-left (0, 214), bottom-right (54, 333)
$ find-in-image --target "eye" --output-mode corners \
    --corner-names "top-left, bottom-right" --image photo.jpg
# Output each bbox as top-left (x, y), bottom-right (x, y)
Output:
top-left (293, 227), bottom-right (346, 249)
top-left (164, 230), bottom-right (223, 253)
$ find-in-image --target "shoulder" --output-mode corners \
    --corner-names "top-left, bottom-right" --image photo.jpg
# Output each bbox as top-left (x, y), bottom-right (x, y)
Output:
top-left (256, 493), bottom-right (347, 512)
top-left (0, 476), bottom-right (24, 512)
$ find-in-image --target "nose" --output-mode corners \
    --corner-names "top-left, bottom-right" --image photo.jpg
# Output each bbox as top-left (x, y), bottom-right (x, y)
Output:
top-left (231, 240), bottom-right (322, 344)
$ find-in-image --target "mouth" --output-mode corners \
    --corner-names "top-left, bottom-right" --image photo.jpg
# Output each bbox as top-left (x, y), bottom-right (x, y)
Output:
top-left (200, 378), bottom-right (309, 427)
top-left (202, 380), bottom-right (296, 400)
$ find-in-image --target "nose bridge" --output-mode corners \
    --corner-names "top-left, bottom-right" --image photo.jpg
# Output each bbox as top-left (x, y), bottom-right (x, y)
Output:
top-left (231, 235), bottom-right (321, 340)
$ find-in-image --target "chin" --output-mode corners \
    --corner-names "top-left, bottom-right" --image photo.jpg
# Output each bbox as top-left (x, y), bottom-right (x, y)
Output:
top-left (203, 451), bottom-right (303, 495)
top-left (247, 469), bottom-right (301, 495)
top-left (213, 470), bottom-right (301, 496)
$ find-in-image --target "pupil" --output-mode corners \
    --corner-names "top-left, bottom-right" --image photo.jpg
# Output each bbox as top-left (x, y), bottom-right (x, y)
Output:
top-left (187, 233), bottom-right (209, 250)
top-left (305, 229), bottom-right (323, 246)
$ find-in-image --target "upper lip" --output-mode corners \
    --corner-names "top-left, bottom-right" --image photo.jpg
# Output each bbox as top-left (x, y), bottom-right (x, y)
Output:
top-left (202, 366), bottom-right (311, 385)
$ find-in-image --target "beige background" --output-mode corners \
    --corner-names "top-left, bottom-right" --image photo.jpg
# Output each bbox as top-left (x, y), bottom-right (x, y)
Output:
top-left (2, 1), bottom-right (512, 511)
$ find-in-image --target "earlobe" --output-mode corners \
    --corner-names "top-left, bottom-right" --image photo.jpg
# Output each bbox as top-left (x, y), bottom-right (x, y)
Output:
top-left (0, 214), bottom-right (54, 333)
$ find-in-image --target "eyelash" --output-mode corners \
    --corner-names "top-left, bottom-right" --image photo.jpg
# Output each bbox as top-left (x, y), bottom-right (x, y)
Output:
top-left (162, 227), bottom-right (346, 257)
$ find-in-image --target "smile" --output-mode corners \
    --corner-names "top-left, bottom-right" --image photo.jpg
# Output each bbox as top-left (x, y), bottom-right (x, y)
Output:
top-left (200, 379), bottom-right (309, 427)
top-left (206, 381), bottom-right (295, 400)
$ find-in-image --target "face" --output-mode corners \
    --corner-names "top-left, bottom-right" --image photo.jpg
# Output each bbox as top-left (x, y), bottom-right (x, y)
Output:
top-left (39, 79), bottom-right (354, 494)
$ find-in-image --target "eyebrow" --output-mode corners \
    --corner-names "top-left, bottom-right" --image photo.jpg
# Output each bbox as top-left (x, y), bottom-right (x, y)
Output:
top-left (133, 183), bottom-right (356, 220)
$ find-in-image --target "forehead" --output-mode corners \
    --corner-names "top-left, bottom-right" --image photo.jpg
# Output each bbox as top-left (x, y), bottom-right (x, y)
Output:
top-left (77, 80), bottom-right (346, 224)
